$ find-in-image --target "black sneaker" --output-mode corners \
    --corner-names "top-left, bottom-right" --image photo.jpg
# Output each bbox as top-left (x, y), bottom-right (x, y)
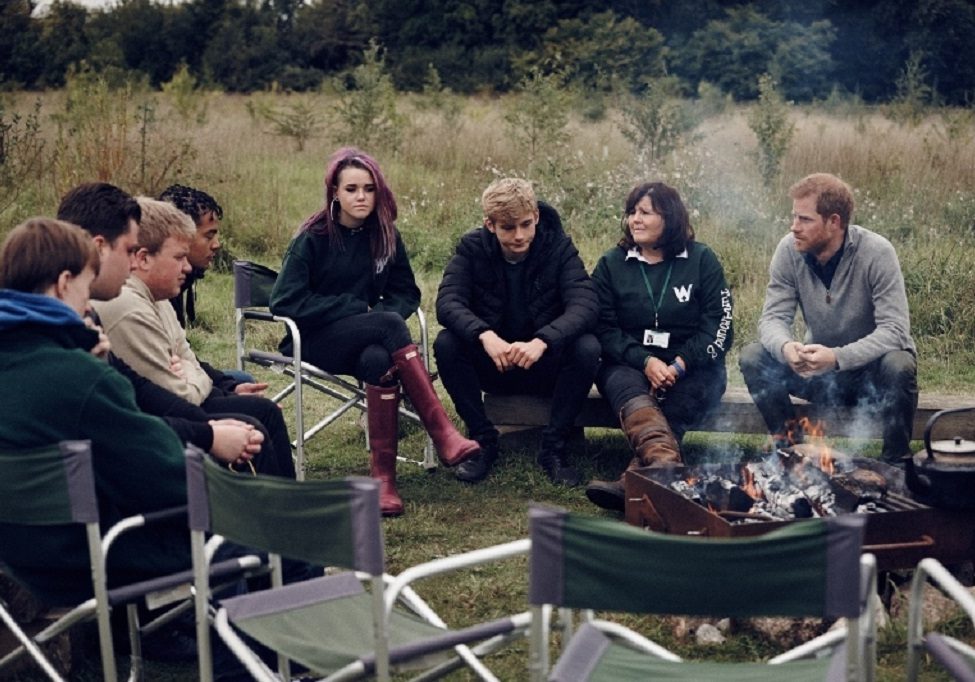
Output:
top-left (454, 441), bottom-right (499, 483)
top-left (585, 479), bottom-right (625, 511)
top-left (537, 437), bottom-right (581, 486)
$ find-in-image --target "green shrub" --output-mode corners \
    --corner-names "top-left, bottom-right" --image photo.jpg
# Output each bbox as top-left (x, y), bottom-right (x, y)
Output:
top-left (416, 63), bottom-right (462, 129)
top-left (50, 68), bottom-right (197, 195)
top-left (245, 92), bottom-right (323, 152)
top-left (888, 50), bottom-right (932, 127)
top-left (747, 73), bottom-right (794, 184)
top-left (333, 40), bottom-right (403, 151)
top-left (161, 63), bottom-right (209, 125)
top-left (620, 76), bottom-right (700, 164)
top-left (0, 97), bottom-right (44, 217)
top-left (502, 67), bottom-right (570, 167)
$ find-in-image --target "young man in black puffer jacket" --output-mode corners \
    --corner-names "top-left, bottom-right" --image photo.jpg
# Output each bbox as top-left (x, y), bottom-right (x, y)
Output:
top-left (434, 178), bottom-right (600, 485)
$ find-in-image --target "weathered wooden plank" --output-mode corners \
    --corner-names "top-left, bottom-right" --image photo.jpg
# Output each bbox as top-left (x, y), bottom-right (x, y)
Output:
top-left (483, 385), bottom-right (975, 441)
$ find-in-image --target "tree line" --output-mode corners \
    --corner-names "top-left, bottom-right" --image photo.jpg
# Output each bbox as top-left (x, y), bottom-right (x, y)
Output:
top-left (2, 0), bottom-right (974, 104)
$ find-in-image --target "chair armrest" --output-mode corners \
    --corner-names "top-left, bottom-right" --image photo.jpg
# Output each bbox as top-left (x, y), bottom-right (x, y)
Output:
top-left (102, 506), bottom-right (188, 556)
top-left (907, 557), bottom-right (975, 681)
top-left (909, 558), bottom-right (975, 630)
top-left (107, 555), bottom-right (264, 607)
top-left (242, 310), bottom-right (275, 322)
top-left (383, 539), bottom-right (530, 617)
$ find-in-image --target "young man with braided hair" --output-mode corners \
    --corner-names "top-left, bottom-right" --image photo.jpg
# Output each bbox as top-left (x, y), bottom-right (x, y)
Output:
top-left (158, 184), bottom-right (223, 328)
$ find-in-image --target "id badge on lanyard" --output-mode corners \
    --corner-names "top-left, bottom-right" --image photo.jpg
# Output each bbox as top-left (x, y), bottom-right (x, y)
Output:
top-left (643, 329), bottom-right (670, 348)
top-left (639, 261), bottom-right (673, 350)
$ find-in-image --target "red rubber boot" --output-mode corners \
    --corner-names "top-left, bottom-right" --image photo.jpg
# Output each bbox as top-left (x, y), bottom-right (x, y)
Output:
top-left (367, 383), bottom-right (404, 517)
top-left (391, 344), bottom-right (480, 467)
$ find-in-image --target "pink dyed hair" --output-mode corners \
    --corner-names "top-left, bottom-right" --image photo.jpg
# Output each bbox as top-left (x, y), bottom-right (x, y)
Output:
top-left (300, 147), bottom-right (398, 266)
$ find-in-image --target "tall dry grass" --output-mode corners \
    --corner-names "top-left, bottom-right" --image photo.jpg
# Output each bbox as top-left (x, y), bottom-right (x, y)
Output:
top-left (3, 91), bottom-right (974, 389)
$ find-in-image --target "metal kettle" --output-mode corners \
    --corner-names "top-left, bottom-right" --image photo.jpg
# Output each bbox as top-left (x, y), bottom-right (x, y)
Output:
top-left (906, 406), bottom-right (975, 509)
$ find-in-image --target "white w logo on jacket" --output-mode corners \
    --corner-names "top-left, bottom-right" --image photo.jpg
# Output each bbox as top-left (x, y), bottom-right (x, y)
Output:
top-left (673, 284), bottom-right (693, 303)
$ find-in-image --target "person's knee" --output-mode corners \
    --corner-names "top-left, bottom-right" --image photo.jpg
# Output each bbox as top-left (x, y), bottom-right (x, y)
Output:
top-left (373, 311), bottom-right (412, 348)
top-left (738, 341), bottom-right (770, 377)
top-left (358, 345), bottom-right (393, 384)
top-left (568, 333), bottom-right (601, 372)
top-left (433, 329), bottom-right (462, 365)
top-left (877, 350), bottom-right (918, 389)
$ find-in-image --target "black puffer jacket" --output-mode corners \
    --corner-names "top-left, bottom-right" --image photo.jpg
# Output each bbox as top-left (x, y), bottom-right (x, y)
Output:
top-left (436, 202), bottom-right (598, 352)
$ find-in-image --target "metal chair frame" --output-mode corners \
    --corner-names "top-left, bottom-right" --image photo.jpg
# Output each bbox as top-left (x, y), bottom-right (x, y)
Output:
top-left (906, 557), bottom-right (975, 681)
top-left (186, 446), bottom-right (530, 682)
top-left (0, 440), bottom-right (262, 682)
top-left (232, 260), bottom-right (435, 480)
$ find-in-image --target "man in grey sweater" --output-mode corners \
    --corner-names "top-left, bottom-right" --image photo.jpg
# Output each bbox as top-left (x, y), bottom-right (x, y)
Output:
top-left (739, 172), bottom-right (917, 463)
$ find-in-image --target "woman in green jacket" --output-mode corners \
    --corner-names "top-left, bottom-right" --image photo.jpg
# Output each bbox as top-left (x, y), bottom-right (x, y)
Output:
top-left (269, 147), bottom-right (478, 516)
top-left (585, 181), bottom-right (734, 511)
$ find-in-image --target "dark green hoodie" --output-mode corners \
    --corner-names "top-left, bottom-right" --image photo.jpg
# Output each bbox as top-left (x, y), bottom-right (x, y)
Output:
top-left (0, 290), bottom-right (189, 605)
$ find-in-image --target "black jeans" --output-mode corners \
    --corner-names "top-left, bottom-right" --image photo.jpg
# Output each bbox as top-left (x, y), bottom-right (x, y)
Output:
top-left (201, 394), bottom-right (296, 478)
top-left (596, 361), bottom-right (727, 442)
top-left (298, 312), bottom-right (413, 385)
top-left (433, 329), bottom-right (601, 443)
top-left (738, 341), bottom-right (918, 461)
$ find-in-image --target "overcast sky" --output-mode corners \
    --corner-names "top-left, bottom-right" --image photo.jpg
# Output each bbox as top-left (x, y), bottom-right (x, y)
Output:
top-left (32, 0), bottom-right (174, 13)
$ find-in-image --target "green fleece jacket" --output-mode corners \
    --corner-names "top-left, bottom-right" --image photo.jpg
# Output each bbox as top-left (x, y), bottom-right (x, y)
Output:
top-left (269, 224), bottom-right (420, 340)
top-left (592, 241), bottom-right (734, 372)
top-left (0, 293), bottom-right (190, 605)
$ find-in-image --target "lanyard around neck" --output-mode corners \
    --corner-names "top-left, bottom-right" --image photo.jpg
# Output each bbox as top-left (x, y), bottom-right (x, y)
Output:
top-left (639, 260), bottom-right (673, 329)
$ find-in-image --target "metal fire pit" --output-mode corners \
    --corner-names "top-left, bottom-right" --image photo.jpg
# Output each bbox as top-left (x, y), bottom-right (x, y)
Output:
top-left (624, 457), bottom-right (975, 572)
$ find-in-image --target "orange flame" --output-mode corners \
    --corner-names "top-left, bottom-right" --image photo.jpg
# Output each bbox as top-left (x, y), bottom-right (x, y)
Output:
top-left (819, 447), bottom-right (835, 476)
top-left (798, 417), bottom-right (835, 477)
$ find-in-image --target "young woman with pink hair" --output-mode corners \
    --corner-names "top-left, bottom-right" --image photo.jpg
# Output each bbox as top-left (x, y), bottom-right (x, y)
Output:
top-left (270, 147), bottom-right (479, 516)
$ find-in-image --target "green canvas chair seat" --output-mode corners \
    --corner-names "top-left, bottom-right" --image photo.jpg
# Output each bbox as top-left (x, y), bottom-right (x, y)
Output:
top-left (907, 557), bottom-right (975, 681)
top-left (187, 446), bottom-right (531, 682)
top-left (528, 505), bottom-right (877, 682)
top-left (216, 571), bottom-right (523, 677)
top-left (233, 260), bottom-right (435, 478)
top-left (549, 622), bottom-right (847, 682)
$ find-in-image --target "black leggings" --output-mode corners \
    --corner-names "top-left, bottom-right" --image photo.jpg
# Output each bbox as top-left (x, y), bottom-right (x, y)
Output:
top-left (299, 312), bottom-right (413, 385)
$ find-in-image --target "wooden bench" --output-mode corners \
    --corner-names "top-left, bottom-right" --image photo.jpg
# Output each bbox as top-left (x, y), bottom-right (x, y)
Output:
top-left (484, 386), bottom-right (975, 442)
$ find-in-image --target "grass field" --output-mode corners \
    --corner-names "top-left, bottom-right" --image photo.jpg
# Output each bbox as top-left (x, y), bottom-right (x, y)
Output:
top-left (3, 89), bottom-right (975, 680)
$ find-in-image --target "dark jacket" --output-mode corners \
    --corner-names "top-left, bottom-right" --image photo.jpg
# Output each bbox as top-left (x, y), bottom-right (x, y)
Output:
top-left (89, 308), bottom-right (214, 451)
top-left (592, 241), bottom-right (734, 371)
top-left (269, 221), bottom-right (420, 351)
top-left (0, 290), bottom-right (191, 605)
top-left (168, 267), bottom-right (205, 328)
top-left (435, 202), bottom-right (598, 351)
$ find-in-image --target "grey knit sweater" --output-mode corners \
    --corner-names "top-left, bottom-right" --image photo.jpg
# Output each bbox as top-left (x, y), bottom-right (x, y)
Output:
top-left (757, 224), bottom-right (916, 371)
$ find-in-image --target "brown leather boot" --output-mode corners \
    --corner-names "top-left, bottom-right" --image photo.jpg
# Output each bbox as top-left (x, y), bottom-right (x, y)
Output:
top-left (392, 344), bottom-right (480, 467)
top-left (586, 395), bottom-right (681, 511)
top-left (367, 383), bottom-right (403, 517)
top-left (619, 394), bottom-right (682, 466)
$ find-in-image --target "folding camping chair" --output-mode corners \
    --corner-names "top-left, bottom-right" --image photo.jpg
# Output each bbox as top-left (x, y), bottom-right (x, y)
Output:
top-left (527, 505), bottom-right (877, 682)
top-left (186, 445), bottom-right (531, 682)
top-left (906, 557), bottom-right (975, 681)
top-left (232, 260), bottom-right (435, 480)
top-left (0, 440), bottom-right (263, 682)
